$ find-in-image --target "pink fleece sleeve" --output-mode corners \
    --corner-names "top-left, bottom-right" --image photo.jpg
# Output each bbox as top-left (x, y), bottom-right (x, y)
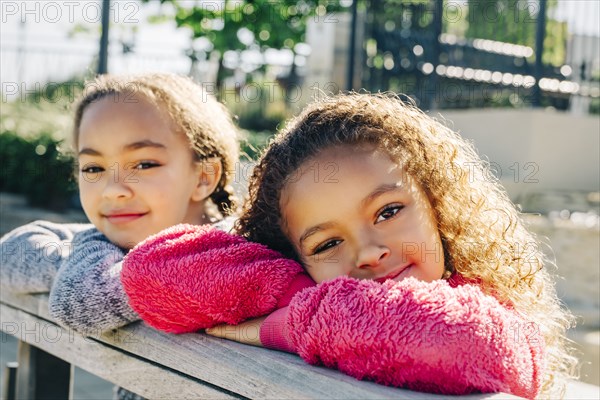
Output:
top-left (276, 274), bottom-right (316, 308)
top-left (121, 224), bottom-right (306, 333)
top-left (285, 276), bottom-right (545, 399)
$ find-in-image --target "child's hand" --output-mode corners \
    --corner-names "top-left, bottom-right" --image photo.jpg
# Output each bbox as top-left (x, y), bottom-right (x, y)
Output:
top-left (205, 317), bottom-right (267, 347)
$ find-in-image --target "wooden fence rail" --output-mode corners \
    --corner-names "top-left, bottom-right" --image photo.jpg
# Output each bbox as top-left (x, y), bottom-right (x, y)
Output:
top-left (1, 290), bottom-right (523, 400)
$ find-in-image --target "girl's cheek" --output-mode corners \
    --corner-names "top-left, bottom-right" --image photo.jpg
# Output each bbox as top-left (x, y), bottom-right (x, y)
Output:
top-left (77, 180), bottom-right (91, 195)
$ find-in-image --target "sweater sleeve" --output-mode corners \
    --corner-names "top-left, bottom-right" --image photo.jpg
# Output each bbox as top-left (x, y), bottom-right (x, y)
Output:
top-left (121, 224), bottom-right (308, 333)
top-left (284, 276), bottom-right (545, 399)
top-left (0, 220), bottom-right (92, 293)
top-left (48, 227), bottom-right (139, 334)
top-left (260, 307), bottom-right (296, 353)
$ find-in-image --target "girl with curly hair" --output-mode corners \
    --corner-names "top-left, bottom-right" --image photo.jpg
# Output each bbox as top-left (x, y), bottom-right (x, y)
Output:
top-left (123, 93), bottom-right (576, 398)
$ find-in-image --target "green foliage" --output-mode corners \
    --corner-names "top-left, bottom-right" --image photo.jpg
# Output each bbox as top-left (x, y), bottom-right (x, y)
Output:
top-left (542, 20), bottom-right (567, 66)
top-left (143, 0), bottom-right (348, 52)
top-left (237, 109), bottom-right (284, 133)
top-left (590, 72), bottom-right (600, 115)
top-left (0, 77), bottom-right (85, 210)
top-left (240, 130), bottom-right (272, 160)
top-left (23, 78), bottom-right (84, 106)
top-left (590, 98), bottom-right (600, 115)
top-left (0, 131), bottom-right (77, 211)
top-left (465, 0), bottom-right (566, 66)
top-left (1, 77), bottom-right (84, 143)
top-left (466, 0), bottom-right (535, 44)
top-left (221, 81), bottom-right (289, 133)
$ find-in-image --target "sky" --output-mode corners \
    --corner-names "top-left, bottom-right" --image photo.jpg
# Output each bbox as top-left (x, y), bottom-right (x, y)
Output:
top-left (1, 1), bottom-right (191, 95)
top-left (0, 0), bottom-right (599, 99)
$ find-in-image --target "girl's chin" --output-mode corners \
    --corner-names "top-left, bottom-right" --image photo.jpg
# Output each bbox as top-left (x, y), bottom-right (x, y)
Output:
top-left (104, 231), bottom-right (145, 250)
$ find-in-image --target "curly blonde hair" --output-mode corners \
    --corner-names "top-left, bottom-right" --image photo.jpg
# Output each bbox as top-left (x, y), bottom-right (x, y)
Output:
top-left (237, 93), bottom-right (577, 397)
top-left (72, 72), bottom-right (240, 218)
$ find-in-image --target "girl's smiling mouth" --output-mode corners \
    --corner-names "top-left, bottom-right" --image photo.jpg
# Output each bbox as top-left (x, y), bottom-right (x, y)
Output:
top-left (374, 264), bottom-right (414, 283)
top-left (104, 212), bottom-right (148, 225)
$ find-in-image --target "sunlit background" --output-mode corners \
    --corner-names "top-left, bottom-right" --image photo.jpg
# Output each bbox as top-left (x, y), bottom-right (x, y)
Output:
top-left (1, 0), bottom-right (598, 397)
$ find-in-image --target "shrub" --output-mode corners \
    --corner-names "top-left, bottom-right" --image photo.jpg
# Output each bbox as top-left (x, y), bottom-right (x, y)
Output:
top-left (0, 131), bottom-right (77, 211)
top-left (240, 130), bottom-right (272, 160)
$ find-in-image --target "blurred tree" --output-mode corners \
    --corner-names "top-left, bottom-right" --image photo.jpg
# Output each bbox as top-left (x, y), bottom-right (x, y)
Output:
top-left (143, 0), bottom-right (348, 89)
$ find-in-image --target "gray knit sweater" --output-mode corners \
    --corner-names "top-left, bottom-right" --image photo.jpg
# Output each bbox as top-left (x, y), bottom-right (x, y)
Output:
top-left (1, 218), bottom-right (235, 400)
top-left (1, 218), bottom-right (234, 332)
top-left (1, 220), bottom-right (138, 333)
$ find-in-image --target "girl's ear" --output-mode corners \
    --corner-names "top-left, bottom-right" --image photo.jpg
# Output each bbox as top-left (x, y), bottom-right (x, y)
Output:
top-left (191, 157), bottom-right (222, 202)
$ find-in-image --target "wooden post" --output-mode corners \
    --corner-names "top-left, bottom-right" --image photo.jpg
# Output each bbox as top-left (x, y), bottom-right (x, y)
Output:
top-left (2, 362), bottom-right (18, 400)
top-left (15, 341), bottom-right (72, 400)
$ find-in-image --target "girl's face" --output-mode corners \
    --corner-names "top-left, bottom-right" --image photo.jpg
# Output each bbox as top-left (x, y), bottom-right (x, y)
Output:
top-left (77, 94), bottom-right (218, 249)
top-left (280, 145), bottom-right (445, 284)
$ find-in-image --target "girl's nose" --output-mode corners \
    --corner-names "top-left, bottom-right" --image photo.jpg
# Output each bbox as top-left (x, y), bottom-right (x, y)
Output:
top-left (356, 244), bottom-right (390, 269)
top-left (102, 170), bottom-right (133, 199)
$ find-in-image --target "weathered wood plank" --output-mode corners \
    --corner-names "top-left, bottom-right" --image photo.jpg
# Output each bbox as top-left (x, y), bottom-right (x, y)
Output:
top-left (1, 291), bottom-right (522, 399)
top-left (0, 303), bottom-right (238, 400)
top-left (0, 291), bottom-right (48, 317)
top-left (96, 323), bottom-right (521, 399)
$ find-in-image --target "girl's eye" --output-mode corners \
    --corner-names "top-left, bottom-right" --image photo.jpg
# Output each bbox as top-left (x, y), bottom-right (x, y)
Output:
top-left (133, 161), bottom-right (160, 170)
top-left (312, 239), bottom-right (342, 255)
top-left (80, 165), bottom-right (104, 174)
top-left (375, 204), bottom-right (404, 223)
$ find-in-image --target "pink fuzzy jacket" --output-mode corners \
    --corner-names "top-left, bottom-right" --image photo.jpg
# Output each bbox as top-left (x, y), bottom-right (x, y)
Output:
top-left (121, 224), bottom-right (544, 398)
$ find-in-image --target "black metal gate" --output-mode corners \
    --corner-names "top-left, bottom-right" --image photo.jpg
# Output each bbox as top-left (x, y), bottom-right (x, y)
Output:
top-left (355, 0), bottom-right (598, 112)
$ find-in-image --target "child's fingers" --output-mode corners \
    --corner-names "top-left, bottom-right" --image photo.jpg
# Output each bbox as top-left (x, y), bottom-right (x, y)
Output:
top-left (205, 318), bottom-right (266, 346)
top-left (205, 324), bottom-right (230, 338)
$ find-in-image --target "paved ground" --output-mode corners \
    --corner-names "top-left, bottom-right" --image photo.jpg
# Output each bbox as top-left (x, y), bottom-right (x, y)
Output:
top-left (568, 329), bottom-right (600, 387)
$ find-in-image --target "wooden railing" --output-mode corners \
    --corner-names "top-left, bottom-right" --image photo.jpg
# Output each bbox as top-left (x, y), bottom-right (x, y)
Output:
top-left (1, 290), bottom-right (523, 400)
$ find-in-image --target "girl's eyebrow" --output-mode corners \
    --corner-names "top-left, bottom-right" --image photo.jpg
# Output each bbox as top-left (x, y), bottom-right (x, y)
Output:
top-left (359, 183), bottom-right (405, 208)
top-left (78, 140), bottom-right (167, 156)
top-left (299, 221), bottom-right (336, 247)
top-left (124, 140), bottom-right (167, 151)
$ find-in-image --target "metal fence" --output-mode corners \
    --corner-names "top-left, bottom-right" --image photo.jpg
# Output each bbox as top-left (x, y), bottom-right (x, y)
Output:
top-left (357, 0), bottom-right (599, 113)
top-left (1, 0), bottom-right (598, 115)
